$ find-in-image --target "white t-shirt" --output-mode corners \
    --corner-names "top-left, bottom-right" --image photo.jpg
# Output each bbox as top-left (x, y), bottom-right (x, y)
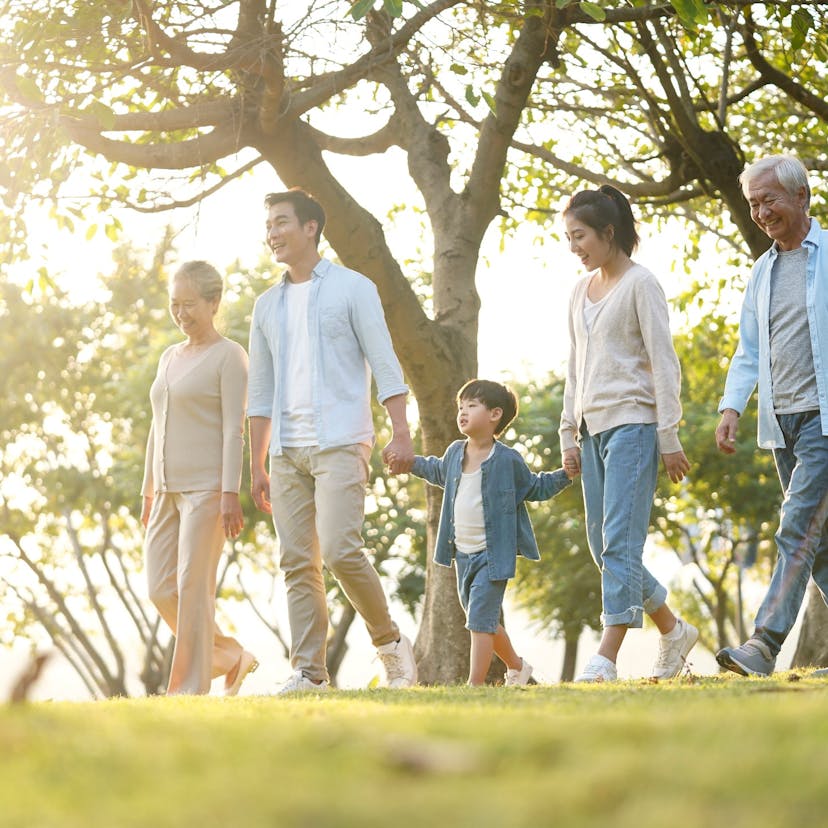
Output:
top-left (280, 280), bottom-right (318, 446)
top-left (583, 292), bottom-right (608, 333)
top-left (454, 467), bottom-right (487, 553)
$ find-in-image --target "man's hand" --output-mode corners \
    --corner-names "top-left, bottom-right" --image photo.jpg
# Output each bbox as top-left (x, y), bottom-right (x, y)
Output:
top-left (251, 468), bottom-right (272, 514)
top-left (715, 408), bottom-right (740, 455)
top-left (662, 450), bottom-right (690, 483)
top-left (382, 433), bottom-right (415, 474)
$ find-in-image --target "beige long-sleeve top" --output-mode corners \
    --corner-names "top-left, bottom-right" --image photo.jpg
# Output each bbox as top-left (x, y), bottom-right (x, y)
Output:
top-left (559, 264), bottom-right (684, 455)
top-left (141, 338), bottom-right (248, 496)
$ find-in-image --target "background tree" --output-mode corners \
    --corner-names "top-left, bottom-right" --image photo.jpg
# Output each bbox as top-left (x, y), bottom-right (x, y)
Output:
top-left (2, 0), bottom-right (827, 679)
top-left (509, 376), bottom-right (602, 682)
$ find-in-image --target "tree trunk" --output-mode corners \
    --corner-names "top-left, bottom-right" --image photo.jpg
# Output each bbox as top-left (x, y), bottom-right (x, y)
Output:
top-left (559, 630), bottom-right (580, 683)
top-left (791, 582), bottom-right (828, 668)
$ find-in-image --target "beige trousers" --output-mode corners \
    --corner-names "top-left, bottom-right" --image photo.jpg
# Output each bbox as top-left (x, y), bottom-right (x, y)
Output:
top-left (144, 490), bottom-right (243, 694)
top-left (269, 444), bottom-right (399, 682)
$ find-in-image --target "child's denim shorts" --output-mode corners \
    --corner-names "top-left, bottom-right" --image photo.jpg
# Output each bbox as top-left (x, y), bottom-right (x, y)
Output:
top-left (454, 549), bottom-right (507, 634)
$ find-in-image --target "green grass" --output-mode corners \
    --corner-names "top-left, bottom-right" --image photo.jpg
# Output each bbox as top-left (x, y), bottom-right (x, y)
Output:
top-left (2, 673), bottom-right (828, 828)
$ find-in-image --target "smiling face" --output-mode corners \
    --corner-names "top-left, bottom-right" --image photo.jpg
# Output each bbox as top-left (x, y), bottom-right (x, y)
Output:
top-left (564, 214), bottom-right (614, 272)
top-left (746, 169), bottom-right (810, 251)
top-left (169, 277), bottom-right (218, 340)
top-left (457, 396), bottom-right (501, 439)
top-left (265, 201), bottom-right (319, 271)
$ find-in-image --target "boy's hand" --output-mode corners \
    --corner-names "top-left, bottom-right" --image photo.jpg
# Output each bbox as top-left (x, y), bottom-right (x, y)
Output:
top-left (562, 447), bottom-right (581, 479)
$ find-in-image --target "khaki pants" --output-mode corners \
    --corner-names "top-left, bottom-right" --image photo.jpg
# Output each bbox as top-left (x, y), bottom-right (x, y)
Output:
top-left (144, 490), bottom-right (243, 694)
top-left (269, 444), bottom-right (399, 682)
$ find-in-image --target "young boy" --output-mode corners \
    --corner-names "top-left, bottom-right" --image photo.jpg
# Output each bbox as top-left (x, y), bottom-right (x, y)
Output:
top-left (405, 379), bottom-right (577, 686)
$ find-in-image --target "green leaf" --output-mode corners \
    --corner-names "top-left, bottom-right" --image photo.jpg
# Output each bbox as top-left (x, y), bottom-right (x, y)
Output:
top-left (580, 2), bottom-right (606, 22)
top-left (450, 63), bottom-right (468, 76)
top-left (383, 0), bottom-right (403, 16)
top-left (791, 8), bottom-right (813, 52)
top-left (85, 224), bottom-right (98, 241)
top-left (481, 90), bottom-right (497, 115)
top-left (14, 73), bottom-right (42, 102)
top-left (87, 101), bottom-right (117, 131)
top-left (671, 0), bottom-right (708, 27)
top-left (349, 0), bottom-right (375, 20)
top-left (465, 85), bottom-right (480, 107)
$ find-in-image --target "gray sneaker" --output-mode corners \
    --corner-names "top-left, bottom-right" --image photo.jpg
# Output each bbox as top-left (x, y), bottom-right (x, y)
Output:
top-left (716, 638), bottom-right (775, 676)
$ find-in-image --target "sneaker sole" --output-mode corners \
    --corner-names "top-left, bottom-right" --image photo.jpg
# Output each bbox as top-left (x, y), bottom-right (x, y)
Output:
top-left (715, 649), bottom-right (771, 677)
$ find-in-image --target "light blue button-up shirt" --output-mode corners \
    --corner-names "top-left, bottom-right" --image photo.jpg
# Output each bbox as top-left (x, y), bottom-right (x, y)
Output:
top-left (720, 218), bottom-right (828, 449)
top-left (248, 258), bottom-right (409, 455)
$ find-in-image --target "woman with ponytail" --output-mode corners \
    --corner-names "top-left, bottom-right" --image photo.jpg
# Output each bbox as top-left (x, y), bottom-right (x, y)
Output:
top-left (559, 185), bottom-right (696, 682)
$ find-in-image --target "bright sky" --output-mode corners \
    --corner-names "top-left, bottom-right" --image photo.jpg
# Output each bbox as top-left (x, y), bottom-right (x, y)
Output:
top-left (18, 144), bottom-right (693, 387)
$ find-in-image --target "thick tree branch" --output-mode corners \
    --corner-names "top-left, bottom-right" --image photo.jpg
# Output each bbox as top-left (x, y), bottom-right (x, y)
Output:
top-left (59, 119), bottom-right (244, 169)
top-left (742, 16), bottom-right (828, 121)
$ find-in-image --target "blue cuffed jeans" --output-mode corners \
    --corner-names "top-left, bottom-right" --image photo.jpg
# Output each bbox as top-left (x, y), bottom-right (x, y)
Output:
top-left (580, 422), bottom-right (668, 628)
top-left (754, 411), bottom-right (828, 656)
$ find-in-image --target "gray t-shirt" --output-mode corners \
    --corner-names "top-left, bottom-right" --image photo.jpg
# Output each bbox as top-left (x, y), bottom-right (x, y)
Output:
top-left (769, 246), bottom-right (819, 414)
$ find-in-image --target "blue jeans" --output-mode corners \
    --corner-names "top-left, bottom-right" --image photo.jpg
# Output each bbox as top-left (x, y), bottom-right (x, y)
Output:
top-left (754, 411), bottom-right (828, 655)
top-left (580, 423), bottom-right (668, 628)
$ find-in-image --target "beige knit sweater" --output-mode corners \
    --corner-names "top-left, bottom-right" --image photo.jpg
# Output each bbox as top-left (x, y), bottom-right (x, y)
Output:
top-left (559, 264), bottom-right (684, 455)
top-left (142, 338), bottom-right (248, 496)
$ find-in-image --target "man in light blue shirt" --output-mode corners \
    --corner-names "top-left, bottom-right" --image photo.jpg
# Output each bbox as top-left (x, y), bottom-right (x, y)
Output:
top-left (715, 155), bottom-right (828, 676)
top-left (249, 188), bottom-right (417, 693)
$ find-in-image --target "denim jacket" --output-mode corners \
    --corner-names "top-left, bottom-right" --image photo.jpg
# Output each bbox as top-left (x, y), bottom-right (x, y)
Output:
top-left (248, 258), bottom-right (409, 455)
top-left (720, 218), bottom-right (828, 448)
top-left (412, 439), bottom-right (571, 581)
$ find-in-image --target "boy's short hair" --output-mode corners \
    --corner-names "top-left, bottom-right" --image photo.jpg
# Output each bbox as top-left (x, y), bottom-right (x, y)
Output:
top-left (457, 379), bottom-right (518, 436)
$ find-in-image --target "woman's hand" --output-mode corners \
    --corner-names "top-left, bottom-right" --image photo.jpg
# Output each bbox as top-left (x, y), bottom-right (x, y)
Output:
top-left (562, 447), bottom-right (581, 479)
top-left (221, 492), bottom-right (245, 539)
top-left (662, 450), bottom-right (690, 483)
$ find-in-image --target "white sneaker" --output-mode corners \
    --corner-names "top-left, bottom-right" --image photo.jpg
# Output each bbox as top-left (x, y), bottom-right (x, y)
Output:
top-left (574, 654), bottom-right (617, 683)
top-left (274, 670), bottom-right (329, 696)
top-left (505, 658), bottom-right (533, 686)
top-left (651, 618), bottom-right (700, 679)
top-left (377, 635), bottom-right (418, 688)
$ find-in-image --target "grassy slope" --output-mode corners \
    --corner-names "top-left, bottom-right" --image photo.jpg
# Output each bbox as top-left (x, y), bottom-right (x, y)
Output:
top-left (2, 674), bottom-right (826, 828)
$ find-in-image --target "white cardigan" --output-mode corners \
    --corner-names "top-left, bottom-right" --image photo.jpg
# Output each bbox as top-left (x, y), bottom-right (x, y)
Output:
top-left (559, 264), bottom-right (684, 455)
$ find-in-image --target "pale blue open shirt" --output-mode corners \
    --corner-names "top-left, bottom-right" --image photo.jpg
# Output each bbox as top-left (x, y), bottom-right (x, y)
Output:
top-left (248, 258), bottom-right (408, 455)
top-left (719, 218), bottom-right (828, 448)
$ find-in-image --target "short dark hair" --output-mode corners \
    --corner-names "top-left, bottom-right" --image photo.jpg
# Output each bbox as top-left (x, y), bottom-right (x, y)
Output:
top-left (457, 379), bottom-right (518, 436)
top-left (264, 188), bottom-right (326, 245)
top-left (563, 184), bottom-right (640, 256)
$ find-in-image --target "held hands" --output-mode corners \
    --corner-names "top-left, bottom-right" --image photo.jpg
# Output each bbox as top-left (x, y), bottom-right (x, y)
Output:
top-left (715, 409), bottom-right (739, 455)
top-left (562, 447), bottom-right (581, 480)
top-left (221, 492), bottom-right (245, 539)
top-left (382, 432), bottom-right (415, 474)
top-left (661, 450), bottom-right (690, 483)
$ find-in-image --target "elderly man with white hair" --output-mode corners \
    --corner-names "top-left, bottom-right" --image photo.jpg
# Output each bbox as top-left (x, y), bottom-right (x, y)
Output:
top-left (715, 154), bottom-right (828, 676)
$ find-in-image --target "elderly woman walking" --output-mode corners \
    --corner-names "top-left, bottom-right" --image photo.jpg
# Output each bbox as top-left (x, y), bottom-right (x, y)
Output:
top-left (141, 260), bottom-right (257, 695)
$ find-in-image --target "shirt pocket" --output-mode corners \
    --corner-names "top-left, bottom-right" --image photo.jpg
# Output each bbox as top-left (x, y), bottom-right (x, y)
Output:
top-left (320, 306), bottom-right (352, 339)
top-left (498, 488), bottom-right (516, 514)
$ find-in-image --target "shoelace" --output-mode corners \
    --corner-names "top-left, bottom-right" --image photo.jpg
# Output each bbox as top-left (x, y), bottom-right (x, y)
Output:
top-left (379, 650), bottom-right (404, 678)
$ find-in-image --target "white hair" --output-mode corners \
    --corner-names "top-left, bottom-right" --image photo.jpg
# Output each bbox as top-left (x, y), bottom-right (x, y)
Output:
top-left (739, 155), bottom-right (811, 209)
